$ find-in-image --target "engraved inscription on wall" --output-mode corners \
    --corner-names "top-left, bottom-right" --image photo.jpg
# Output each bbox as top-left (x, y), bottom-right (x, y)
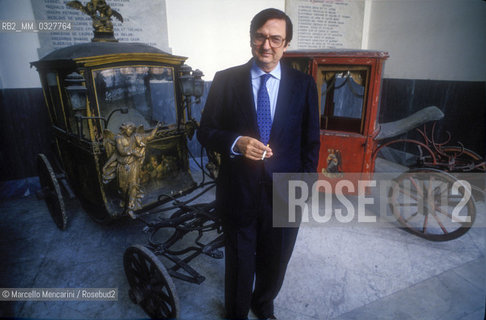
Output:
top-left (31, 0), bottom-right (171, 58)
top-left (286, 0), bottom-right (364, 49)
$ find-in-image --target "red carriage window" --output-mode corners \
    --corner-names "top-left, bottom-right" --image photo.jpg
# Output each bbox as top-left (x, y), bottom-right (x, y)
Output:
top-left (318, 66), bottom-right (369, 134)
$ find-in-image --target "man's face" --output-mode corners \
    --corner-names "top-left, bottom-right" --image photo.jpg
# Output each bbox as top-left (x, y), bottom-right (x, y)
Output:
top-left (251, 18), bottom-right (288, 72)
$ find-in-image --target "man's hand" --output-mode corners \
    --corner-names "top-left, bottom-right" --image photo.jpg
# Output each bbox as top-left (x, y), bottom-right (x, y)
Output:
top-left (235, 136), bottom-right (273, 161)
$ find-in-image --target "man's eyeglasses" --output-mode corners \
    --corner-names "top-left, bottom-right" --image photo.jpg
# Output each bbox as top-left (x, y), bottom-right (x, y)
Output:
top-left (252, 34), bottom-right (286, 48)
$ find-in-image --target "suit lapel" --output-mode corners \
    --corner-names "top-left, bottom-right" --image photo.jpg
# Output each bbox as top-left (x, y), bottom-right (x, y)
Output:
top-left (231, 61), bottom-right (259, 135)
top-left (270, 65), bottom-right (297, 143)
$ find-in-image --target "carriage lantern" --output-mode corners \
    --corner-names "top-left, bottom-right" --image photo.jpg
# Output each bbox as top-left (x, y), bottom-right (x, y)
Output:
top-left (64, 72), bottom-right (87, 111)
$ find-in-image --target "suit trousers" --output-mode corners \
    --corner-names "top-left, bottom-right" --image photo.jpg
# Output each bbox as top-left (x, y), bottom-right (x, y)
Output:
top-left (223, 182), bottom-right (299, 319)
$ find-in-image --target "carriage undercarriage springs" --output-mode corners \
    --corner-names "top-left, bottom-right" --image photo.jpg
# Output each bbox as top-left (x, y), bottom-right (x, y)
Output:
top-left (123, 184), bottom-right (225, 319)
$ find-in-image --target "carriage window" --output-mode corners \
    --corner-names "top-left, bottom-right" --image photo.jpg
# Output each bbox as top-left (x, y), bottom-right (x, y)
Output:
top-left (93, 66), bottom-right (177, 133)
top-left (318, 66), bottom-right (369, 134)
top-left (46, 73), bottom-right (67, 130)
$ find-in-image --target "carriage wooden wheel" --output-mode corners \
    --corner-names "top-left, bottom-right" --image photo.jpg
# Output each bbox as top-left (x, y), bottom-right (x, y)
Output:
top-left (37, 153), bottom-right (68, 230)
top-left (124, 245), bottom-right (179, 319)
top-left (389, 168), bottom-right (476, 241)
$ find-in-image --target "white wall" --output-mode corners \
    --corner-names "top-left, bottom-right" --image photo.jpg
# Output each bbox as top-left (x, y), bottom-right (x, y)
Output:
top-left (366, 0), bottom-right (486, 81)
top-left (1, 0), bottom-right (485, 88)
top-left (166, 0), bottom-right (284, 81)
top-left (0, 0), bottom-right (42, 89)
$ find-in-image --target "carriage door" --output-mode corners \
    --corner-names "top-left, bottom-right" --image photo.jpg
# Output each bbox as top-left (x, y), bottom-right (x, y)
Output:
top-left (317, 64), bottom-right (371, 174)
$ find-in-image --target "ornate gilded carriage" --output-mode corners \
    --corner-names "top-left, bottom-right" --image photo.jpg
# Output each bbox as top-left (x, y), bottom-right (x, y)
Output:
top-left (32, 41), bottom-right (203, 227)
top-left (30, 3), bottom-right (226, 318)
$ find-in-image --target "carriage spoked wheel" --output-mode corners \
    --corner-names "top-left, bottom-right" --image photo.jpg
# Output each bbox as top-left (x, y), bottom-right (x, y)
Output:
top-left (37, 153), bottom-right (68, 230)
top-left (124, 245), bottom-right (179, 319)
top-left (389, 168), bottom-right (476, 241)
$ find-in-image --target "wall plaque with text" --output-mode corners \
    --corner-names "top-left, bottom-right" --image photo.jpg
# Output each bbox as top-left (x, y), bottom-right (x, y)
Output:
top-left (286, 0), bottom-right (364, 50)
top-left (31, 0), bottom-right (171, 58)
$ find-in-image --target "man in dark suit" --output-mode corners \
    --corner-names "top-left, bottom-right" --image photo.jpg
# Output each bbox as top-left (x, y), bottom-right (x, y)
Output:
top-left (197, 8), bottom-right (320, 320)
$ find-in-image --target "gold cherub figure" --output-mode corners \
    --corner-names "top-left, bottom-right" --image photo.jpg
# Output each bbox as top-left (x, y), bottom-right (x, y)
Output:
top-left (102, 122), bottom-right (161, 218)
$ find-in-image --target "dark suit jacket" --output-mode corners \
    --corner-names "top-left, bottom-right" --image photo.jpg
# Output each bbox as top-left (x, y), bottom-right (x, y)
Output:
top-left (197, 59), bottom-right (320, 227)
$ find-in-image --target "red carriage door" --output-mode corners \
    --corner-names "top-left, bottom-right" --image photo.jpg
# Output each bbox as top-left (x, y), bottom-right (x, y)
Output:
top-left (316, 63), bottom-right (375, 176)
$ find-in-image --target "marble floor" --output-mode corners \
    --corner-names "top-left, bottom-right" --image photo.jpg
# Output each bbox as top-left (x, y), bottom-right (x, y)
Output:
top-left (0, 160), bottom-right (485, 320)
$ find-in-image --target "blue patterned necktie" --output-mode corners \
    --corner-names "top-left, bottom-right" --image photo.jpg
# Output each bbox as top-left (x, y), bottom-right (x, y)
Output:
top-left (257, 73), bottom-right (272, 145)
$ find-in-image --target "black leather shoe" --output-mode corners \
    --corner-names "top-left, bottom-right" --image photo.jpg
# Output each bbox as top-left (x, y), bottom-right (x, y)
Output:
top-left (224, 316), bottom-right (249, 320)
top-left (254, 315), bottom-right (276, 320)
top-left (251, 307), bottom-right (277, 320)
